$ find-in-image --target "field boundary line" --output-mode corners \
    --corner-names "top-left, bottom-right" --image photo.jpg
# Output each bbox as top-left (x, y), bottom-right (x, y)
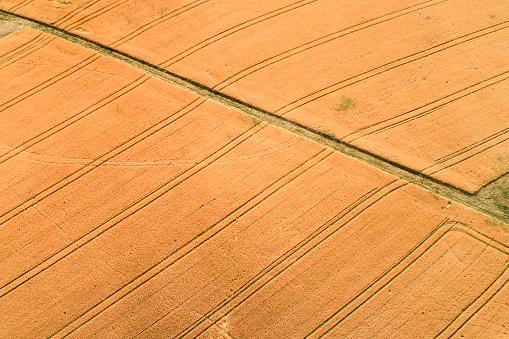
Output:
top-left (0, 8), bottom-right (507, 224)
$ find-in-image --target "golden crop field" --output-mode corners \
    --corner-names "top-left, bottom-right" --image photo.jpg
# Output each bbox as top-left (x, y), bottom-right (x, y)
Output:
top-left (0, 1), bottom-right (508, 338)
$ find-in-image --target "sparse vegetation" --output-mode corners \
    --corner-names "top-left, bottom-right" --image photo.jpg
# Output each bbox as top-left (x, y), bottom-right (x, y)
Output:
top-left (335, 95), bottom-right (356, 112)
top-left (491, 157), bottom-right (509, 214)
top-left (252, 116), bottom-right (261, 126)
top-left (157, 7), bottom-right (169, 17)
top-left (492, 184), bottom-right (509, 214)
top-left (324, 130), bottom-right (335, 138)
top-left (178, 146), bottom-right (189, 157)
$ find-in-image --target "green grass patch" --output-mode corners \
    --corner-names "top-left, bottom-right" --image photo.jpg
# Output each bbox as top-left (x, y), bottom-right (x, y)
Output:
top-left (335, 95), bottom-right (356, 112)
